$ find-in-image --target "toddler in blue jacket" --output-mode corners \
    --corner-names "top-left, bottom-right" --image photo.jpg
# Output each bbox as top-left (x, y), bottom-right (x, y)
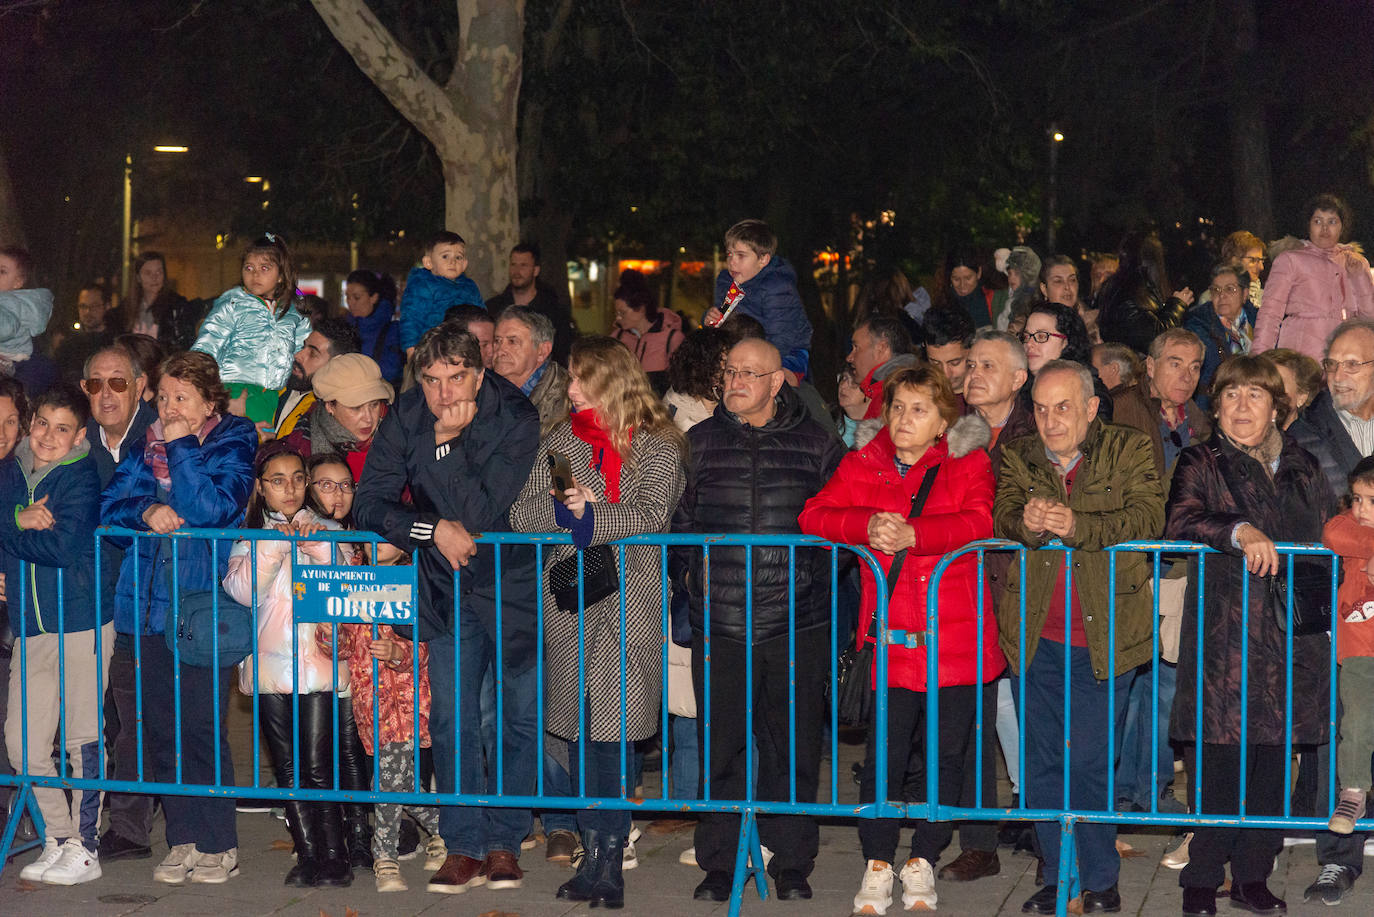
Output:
top-left (399, 231), bottom-right (485, 356)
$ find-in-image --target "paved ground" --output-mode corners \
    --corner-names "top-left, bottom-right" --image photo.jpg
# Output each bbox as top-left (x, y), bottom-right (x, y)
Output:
top-left (6, 695), bottom-right (1374, 915)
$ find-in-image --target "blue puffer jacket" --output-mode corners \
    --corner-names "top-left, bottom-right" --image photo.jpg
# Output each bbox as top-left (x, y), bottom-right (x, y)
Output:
top-left (712, 256), bottom-right (812, 378)
top-left (398, 267), bottom-right (484, 350)
top-left (1181, 299), bottom-right (1260, 409)
top-left (100, 413), bottom-right (257, 636)
top-left (0, 440), bottom-right (104, 638)
top-left (347, 298), bottom-right (404, 385)
top-left (192, 287), bottom-right (312, 389)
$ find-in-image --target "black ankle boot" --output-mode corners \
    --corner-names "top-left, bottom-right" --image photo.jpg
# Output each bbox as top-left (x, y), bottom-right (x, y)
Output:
top-left (314, 803), bottom-right (355, 888)
top-left (1181, 886), bottom-right (1218, 917)
top-left (589, 832), bottom-right (626, 909)
top-left (556, 831), bottom-right (603, 901)
top-left (284, 802), bottom-right (321, 887)
top-left (342, 805), bottom-right (373, 870)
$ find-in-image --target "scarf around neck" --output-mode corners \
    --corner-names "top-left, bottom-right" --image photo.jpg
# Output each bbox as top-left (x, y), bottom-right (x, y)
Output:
top-left (1225, 423), bottom-right (1283, 477)
top-left (568, 408), bottom-right (631, 503)
top-left (145, 413), bottom-right (222, 490)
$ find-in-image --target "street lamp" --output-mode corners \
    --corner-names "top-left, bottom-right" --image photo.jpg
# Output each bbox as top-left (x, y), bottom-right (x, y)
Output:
top-left (1047, 124), bottom-right (1064, 254)
top-left (121, 145), bottom-right (189, 298)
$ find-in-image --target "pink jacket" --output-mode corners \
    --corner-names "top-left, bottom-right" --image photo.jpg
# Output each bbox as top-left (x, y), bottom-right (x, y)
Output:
top-left (1253, 241), bottom-right (1374, 360)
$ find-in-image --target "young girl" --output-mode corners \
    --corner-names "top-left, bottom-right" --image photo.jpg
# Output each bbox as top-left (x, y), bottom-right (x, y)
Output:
top-left (223, 442), bottom-right (352, 888)
top-left (1324, 456), bottom-right (1374, 834)
top-left (193, 235), bottom-right (311, 426)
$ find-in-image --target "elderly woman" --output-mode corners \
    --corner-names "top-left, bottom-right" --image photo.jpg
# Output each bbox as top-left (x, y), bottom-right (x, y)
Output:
top-left (1266, 348), bottom-right (1323, 429)
top-left (1183, 264), bottom-right (1260, 406)
top-left (510, 336), bottom-right (686, 909)
top-left (1254, 193), bottom-right (1374, 360)
top-left (1165, 353), bottom-right (1335, 917)
top-left (799, 365), bottom-right (1002, 915)
top-left (101, 351), bottom-right (257, 885)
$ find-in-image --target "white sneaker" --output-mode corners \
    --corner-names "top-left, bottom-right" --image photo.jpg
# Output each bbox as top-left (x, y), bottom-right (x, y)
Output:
top-left (189, 847), bottom-right (239, 884)
top-left (153, 843), bottom-right (200, 885)
top-left (623, 825), bottom-right (641, 870)
top-left (40, 839), bottom-right (102, 885)
top-left (19, 838), bottom-right (63, 882)
top-left (424, 833), bottom-right (447, 871)
top-left (679, 845), bottom-right (697, 866)
top-left (854, 859), bottom-right (896, 916)
top-left (898, 857), bottom-right (937, 911)
top-left (375, 858), bottom-right (407, 892)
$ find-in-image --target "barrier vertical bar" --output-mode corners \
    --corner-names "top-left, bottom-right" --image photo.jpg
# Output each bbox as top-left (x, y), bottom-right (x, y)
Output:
top-left (1149, 550), bottom-right (1161, 813)
top-left (973, 548), bottom-right (986, 810)
top-left (535, 542), bottom-right (546, 798)
top-left (829, 548), bottom-right (839, 804)
top-left (1194, 552), bottom-right (1206, 814)
top-left (1328, 551), bottom-right (1339, 818)
top-left (171, 537), bottom-right (183, 784)
top-left (1283, 552), bottom-right (1295, 817)
top-left (1238, 562), bottom-right (1250, 816)
top-left (618, 542), bottom-right (628, 802)
top-left (133, 536), bottom-right (145, 781)
top-left (787, 543), bottom-right (797, 805)
top-left (703, 543), bottom-right (711, 803)
top-left (494, 544), bottom-right (504, 794)
top-left (211, 539), bottom-right (223, 787)
top-left (1106, 549), bottom-right (1117, 812)
top-left (660, 544), bottom-right (670, 801)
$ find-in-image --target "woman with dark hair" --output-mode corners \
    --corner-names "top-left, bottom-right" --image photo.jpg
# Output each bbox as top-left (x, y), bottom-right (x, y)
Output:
top-left (1254, 193), bottom-right (1374, 361)
top-left (611, 270), bottom-right (683, 394)
top-left (662, 326), bottom-right (733, 432)
top-left (115, 333), bottom-right (165, 402)
top-left (343, 270), bottom-right (403, 386)
top-left (126, 252), bottom-right (205, 353)
top-left (1095, 230), bottom-right (1194, 354)
top-left (100, 350), bottom-right (257, 886)
top-left (942, 249), bottom-right (1004, 331)
top-left (1019, 301), bottom-right (1113, 419)
top-left (1166, 353), bottom-right (1335, 917)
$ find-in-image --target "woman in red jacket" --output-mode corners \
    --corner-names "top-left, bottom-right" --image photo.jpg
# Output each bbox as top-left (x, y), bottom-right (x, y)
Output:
top-left (799, 364), bottom-right (1003, 915)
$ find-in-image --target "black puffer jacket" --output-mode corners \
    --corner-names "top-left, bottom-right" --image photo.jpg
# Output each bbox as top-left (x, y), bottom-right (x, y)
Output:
top-left (1096, 279), bottom-right (1188, 355)
top-left (672, 384), bottom-right (846, 643)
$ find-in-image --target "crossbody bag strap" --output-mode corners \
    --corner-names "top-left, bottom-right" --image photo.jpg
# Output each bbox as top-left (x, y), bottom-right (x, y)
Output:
top-left (865, 462), bottom-right (941, 640)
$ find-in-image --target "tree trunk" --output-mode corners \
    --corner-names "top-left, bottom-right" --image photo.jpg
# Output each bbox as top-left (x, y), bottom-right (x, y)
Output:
top-left (309, 0), bottom-right (523, 292)
top-left (1224, 0), bottom-right (1275, 240)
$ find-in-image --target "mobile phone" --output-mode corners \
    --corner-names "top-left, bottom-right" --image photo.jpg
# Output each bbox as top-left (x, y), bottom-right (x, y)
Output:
top-left (547, 450), bottom-right (575, 503)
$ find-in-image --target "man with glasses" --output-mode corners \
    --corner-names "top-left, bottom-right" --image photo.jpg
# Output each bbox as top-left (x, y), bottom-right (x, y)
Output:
top-left (81, 344), bottom-right (158, 863)
top-left (1290, 317), bottom-right (1374, 905)
top-left (1183, 264), bottom-right (1259, 407)
top-left (672, 338), bottom-right (844, 902)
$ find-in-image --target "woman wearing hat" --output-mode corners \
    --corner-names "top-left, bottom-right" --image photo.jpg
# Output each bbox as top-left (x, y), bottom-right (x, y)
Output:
top-left (282, 353), bottom-right (395, 481)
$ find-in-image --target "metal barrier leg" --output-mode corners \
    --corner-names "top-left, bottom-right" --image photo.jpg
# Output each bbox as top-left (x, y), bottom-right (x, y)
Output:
top-left (1056, 815), bottom-right (1078, 916)
top-left (727, 808), bottom-right (769, 915)
top-left (0, 783), bottom-right (45, 868)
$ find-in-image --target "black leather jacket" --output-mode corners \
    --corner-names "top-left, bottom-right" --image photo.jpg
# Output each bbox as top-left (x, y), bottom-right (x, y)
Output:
top-left (1096, 279), bottom-right (1188, 355)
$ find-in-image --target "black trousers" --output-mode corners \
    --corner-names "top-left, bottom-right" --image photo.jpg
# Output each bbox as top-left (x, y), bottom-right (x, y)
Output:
top-left (953, 681), bottom-right (1000, 852)
top-left (103, 637), bottom-right (156, 843)
top-left (259, 692), bottom-right (343, 794)
top-left (858, 683), bottom-right (981, 866)
top-left (1181, 743), bottom-right (1284, 888)
top-left (693, 628), bottom-right (826, 877)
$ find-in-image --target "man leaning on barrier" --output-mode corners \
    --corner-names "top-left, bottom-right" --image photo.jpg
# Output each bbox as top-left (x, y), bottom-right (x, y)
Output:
top-left (353, 324), bottom-right (541, 895)
top-left (993, 359), bottom-right (1165, 915)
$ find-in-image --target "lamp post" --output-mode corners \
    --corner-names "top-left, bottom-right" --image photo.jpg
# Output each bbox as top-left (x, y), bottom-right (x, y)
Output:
top-left (1047, 125), bottom-right (1064, 254)
top-left (121, 145), bottom-right (189, 298)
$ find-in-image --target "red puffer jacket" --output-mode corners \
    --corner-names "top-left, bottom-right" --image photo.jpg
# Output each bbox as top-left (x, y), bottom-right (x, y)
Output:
top-left (799, 415), bottom-right (1005, 691)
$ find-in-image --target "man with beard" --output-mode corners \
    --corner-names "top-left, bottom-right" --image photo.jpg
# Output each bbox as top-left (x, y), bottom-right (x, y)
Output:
top-left (672, 338), bottom-right (844, 901)
top-left (485, 243), bottom-right (576, 365)
top-left (270, 317), bottom-right (360, 438)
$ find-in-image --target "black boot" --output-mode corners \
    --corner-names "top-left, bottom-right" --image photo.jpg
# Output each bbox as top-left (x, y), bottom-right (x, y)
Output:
top-left (335, 699), bottom-right (374, 871)
top-left (342, 804), bottom-right (373, 870)
top-left (589, 832), bottom-right (626, 909)
top-left (283, 801), bottom-right (321, 887)
top-left (556, 831), bottom-right (603, 901)
top-left (314, 803), bottom-right (355, 887)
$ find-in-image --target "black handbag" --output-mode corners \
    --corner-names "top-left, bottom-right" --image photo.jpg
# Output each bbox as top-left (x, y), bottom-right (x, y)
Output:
top-left (549, 543), bottom-right (621, 614)
top-left (1272, 556), bottom-right (1341, 637)
top-left (834, 465), bottom-right (939, 727)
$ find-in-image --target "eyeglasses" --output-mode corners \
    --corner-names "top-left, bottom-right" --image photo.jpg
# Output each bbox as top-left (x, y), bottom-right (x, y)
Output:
top-left (1322, 358), bottom-right (1374, 375)
top-left (1018, 330), bottom-right (1068, 345)
top-left (722, 367), bottom-right (780, 383)
top-left (82, 377), bottom-right (131, 395)
top-left (262, 472), bottom-right (307, 489)
top-left (311, 478), bottom-right (355, 494)
top-left (1209, 283), bottom-right (1241, 296)
top-left (1241, 256), bottom-right (1265, 266)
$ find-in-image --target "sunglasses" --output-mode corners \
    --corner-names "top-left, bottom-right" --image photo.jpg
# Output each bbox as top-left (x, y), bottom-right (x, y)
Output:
top-left (81, 377), bottom-right (131, 395)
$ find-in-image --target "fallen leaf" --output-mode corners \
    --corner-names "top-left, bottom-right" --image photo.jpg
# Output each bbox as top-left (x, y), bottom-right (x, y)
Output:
top-left (271, 839), bottom-right (294, 851)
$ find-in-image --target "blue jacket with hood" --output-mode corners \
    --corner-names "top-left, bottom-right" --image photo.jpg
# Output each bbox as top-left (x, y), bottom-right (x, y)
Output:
top-left (0, 438), bottom-right (104, 638)
top-left (100, 412), bottom-right (256, 636)
top-left (399, 267), bottom-right (484, 350)
top-left (712, 256), bottom-right (812, 378)
top-left (347, 298), bottom-right (404, 386)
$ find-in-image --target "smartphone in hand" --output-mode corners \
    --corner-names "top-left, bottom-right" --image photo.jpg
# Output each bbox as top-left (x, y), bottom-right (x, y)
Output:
top-left (548, 450), bottom-right (575, 503)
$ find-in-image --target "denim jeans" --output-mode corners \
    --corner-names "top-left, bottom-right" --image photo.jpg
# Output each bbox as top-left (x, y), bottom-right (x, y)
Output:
top-left (427, 608), bottom-right (537, 859)
top-left (1115, 659), bottom-right (1177, 808)
top-left (540, 732), bottom-right (578, 835)
top-left (669, 713), bottom-right (699, 802)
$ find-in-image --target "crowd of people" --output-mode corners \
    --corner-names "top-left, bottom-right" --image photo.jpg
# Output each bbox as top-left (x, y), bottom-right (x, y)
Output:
top-left (0, 196), bottom-right (1372, 916)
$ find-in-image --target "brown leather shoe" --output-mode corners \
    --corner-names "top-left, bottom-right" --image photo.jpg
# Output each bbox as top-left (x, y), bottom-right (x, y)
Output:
top-left (937, 848), bottom-right (1000, 882)
top-left (483, 850), bottom-right (524, 890)
top-left (426, 854), bottom-right (486, 894)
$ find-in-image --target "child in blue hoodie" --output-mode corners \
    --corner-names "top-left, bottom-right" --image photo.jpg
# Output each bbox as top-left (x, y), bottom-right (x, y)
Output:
top-left (0, 246), bottom-right (56, 388)
top-left (0, 383), bottom-right (108, 885)
top-left (398, 231), bottom-right (484, 356)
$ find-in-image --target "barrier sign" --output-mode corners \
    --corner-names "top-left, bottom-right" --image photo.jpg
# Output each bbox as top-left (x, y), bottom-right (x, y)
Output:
top-left (292, 564), bottom-right (415, 623)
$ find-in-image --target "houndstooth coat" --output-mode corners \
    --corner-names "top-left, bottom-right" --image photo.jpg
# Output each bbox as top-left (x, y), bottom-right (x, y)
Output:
top-left (510, 423), bottom-right (686, 743)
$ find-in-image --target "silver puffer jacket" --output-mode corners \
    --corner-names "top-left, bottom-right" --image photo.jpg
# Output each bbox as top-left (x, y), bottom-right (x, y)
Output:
top-left (192, 286), bottom-right (311, 389)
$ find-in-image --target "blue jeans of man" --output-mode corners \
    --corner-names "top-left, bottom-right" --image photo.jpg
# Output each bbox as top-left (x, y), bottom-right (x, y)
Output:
top-left (427, 607), bottom-right (537, 860)
top-left (1016, 640), bottom-right (1134, 893)
top-left (1115, 659), bottom-right (1177, 808)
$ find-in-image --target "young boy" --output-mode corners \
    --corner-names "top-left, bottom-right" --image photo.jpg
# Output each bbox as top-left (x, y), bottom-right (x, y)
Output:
top-left (0, 246), bottom-right (55, 382)
top-left (0, 383), bottom-right (108, 884)
top-left (705, 219), bottom-right (812, 380)
top-left (398, 231), bottom-right (484, 357)
top-left (1324, 455), bottom-right (1374, 834)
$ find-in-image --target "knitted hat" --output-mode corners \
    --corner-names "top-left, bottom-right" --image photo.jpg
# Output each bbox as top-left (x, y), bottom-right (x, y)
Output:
top-left (312, 353), bottom-right (395, 407)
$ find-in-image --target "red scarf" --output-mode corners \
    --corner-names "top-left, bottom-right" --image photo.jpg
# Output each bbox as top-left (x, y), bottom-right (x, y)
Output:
top-left (568, 408), bottom-right (631, 503)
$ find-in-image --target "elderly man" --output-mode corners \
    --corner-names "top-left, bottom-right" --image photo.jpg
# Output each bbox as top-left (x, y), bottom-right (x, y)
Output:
top-left (485, 243), bottom-right (577, 365)
top-left (995, 360), bottom-right (1165, 915)
top-left (82, 344), bottom-right (159, 863)
top-left (964, 330), bottom-right (1034, 468)
top-left (849, 315), bottom-right (919, 420)
top-left (354, 325), bottom-right (540, 895)
top-left (673, 338), bottom-right (843, 902)
top-left (1288, 317), bottom-right (1374, 906)
top-left (273, 317), bottom-right (361, 438)
top-left (492, 306), bottom-right (570, 434)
